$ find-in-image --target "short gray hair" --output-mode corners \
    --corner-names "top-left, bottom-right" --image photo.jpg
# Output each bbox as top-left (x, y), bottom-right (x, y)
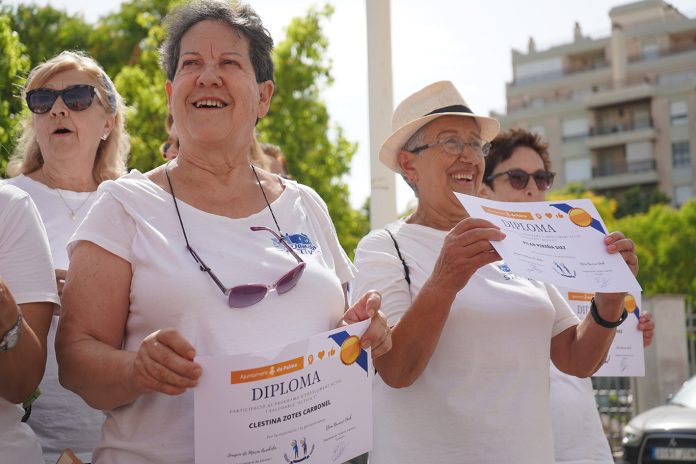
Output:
top-left (159, 0), bottom-right (274, 83)
top-left (398, 125), bottom-right (427, 196)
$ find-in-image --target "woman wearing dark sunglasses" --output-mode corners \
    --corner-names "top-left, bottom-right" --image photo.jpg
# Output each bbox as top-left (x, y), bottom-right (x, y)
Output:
top-left (6, 50), bottom-right (129, 464)
top-left (481, 128), bottom-right (654, 464)
top-left (55, 2), bottom-right (390, 464)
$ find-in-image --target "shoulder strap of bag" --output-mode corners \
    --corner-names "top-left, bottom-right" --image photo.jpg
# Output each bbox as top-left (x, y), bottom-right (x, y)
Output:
top-left (385, 228), bottom-right (411, 286)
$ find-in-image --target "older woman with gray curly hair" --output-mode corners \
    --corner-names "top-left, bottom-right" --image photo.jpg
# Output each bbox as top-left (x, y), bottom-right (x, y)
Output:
top-left (7, 50), bottom-right (129, 464)
top-left (55, 2), bottom-right (390, 463)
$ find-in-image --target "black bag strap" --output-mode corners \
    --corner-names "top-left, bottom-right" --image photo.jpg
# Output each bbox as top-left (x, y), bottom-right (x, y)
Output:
top-left (385, 228), bottom-right (411, 286)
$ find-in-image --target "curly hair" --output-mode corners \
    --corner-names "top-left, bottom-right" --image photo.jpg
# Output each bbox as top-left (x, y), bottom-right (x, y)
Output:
top-left (484, 128), bottom-right (551, 185)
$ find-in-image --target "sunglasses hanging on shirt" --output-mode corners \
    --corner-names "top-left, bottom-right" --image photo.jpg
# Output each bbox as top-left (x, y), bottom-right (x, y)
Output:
top-left (165, 162), bottom-right (306, 308)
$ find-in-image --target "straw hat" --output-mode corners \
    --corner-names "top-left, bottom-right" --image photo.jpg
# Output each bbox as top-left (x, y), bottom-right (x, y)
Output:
top-left (379, 80), bottom-right (500, 172)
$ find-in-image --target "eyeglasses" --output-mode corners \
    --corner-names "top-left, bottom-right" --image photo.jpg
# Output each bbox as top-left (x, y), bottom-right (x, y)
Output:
top-left (26, 85), bottom-right (96, 114)
top-left (186, 226), bottom-right (306, 308)
top-left (411, 136), bottom-right (491, 157)
top-left (165, 161), bottom-right (305, 308)
top-left (486, 169), bottom-right (556, 190)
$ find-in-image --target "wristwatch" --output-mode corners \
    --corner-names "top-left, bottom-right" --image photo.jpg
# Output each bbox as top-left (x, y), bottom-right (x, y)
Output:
top-left (0, 307), bottom-right (23, 352)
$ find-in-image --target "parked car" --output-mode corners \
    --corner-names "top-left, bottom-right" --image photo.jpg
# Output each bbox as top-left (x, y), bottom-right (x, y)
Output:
top-left (623, 375), bottom-right (696, 463)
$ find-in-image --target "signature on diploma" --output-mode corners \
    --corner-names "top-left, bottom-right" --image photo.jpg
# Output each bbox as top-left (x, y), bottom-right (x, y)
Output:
top-left (333, 441), bottom-right (347, 462)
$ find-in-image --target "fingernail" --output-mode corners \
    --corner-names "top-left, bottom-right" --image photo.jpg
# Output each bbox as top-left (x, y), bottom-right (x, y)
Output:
top-left (361, 340), bottom-right (371, 349)
top-left (608, 245), bottom-right (617, 252)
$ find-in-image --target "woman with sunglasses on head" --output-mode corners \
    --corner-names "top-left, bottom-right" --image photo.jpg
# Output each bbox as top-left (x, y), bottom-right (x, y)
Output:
top-left (480, 128), bottom-right (654, 464)
top-left (6, 50), bottom-right (129, 464)
top-left (351, 81), bottom-right (639, 463)
top-left (55, 2), bottom-right (390, 463)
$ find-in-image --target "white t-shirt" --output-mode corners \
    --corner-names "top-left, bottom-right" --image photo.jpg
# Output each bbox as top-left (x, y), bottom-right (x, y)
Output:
top-left (351, 221), bottom-right (579, 464)
top-left (68, 171), bottom-right (356, 464)
top-left (550, 364), bottom-right (614, 463)
top-left (7, 174), bottom-right (104, 464)
top-left (0, 183), bottom-right (59, 463)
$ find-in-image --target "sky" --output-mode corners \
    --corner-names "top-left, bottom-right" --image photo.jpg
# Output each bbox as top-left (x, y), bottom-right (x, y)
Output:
top-left (6, 0), bottom-right (696, 212)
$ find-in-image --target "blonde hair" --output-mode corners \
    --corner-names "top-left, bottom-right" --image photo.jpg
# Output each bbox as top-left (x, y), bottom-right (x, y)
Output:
top-left (8, 51), bottom-right (129, 183)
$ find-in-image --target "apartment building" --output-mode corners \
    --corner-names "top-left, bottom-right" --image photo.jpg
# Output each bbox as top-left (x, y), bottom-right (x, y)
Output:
top-left (493, 0), bottom-right (696, 206)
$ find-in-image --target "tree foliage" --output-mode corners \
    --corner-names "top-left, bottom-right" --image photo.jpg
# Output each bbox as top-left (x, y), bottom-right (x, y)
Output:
top-left (257, 5), bottom-right (368, 256)
top-left (614, 199), bottom-right (696, 303)
top-left (3, 4), bottom-right (91, 66)
top-left (611, 185), bottom-right (671, 219)
top-left (0, 13), bottom-right (30, 172)
top-left (113, 11), bottom-right (170, 172)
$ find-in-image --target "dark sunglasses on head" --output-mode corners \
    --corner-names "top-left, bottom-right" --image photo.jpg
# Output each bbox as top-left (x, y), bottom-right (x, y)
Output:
top-left (486, 169), bottom-right (556, 190)
top-left (26, 85), bottom-right (96, 114)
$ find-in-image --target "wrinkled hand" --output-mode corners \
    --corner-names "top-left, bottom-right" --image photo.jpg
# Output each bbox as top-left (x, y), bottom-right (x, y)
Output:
top-left (130, 328), bottom-right (202, 396)
top-left (430, 217), bottom-right (505, 294)
top-left (638, 311), bottom-right (655, 348)
top-left (55, 269), bottom-right (67, 299)
top-left (604, 231), bottom-right (638, 277)
top-left (341, 290), bottom-right (391, 359)
top-left (0, 279), bottom-right (20, 333)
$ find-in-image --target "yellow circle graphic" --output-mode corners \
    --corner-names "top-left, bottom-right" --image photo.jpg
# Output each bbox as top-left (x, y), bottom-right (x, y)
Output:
top-left (568, 208), bottom-right (592, 227)
top-left (624, 294), bottom-right (637, 313)
top-left (340, 336), bottom-right (361, 366)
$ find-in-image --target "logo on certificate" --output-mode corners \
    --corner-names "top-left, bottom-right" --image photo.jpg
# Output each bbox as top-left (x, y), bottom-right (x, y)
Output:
top-left (284, 437), bottom-right (314, 463)
top-left (553, 261), bottom-right (577, 278)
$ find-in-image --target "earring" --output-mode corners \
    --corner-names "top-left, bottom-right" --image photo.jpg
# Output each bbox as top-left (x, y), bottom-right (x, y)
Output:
top-left (101, 134), bottom-right (108, 141)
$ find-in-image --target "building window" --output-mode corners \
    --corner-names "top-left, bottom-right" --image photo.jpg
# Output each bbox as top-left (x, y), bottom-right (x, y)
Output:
top-left (675, 184), bottom-right (693, 207)
top-left (673, 141), bottom-right (691, 167)
top-left (562, 117), bottom-right (589, 141)
top-left (641, 40), bottom-right (659, 60)
top-left (670, 101), bottom-right (688, 126)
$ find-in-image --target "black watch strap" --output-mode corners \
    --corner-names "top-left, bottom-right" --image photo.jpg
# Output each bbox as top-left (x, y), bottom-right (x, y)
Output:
top-left (590, 297), bottom-right (628, 328)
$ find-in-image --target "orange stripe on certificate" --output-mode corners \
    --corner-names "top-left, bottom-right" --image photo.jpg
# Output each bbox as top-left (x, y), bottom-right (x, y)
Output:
top-left (567, 292), bottom-right (594, 302)
top-left (231, 356), bottom-right (305, 384)
top-left (481, 206), bottom-right (534, 220)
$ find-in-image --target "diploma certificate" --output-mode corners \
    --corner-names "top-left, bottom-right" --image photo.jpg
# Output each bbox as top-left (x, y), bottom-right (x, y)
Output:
top-left (194, 320), bottom-right (372, 464)
top-left (455, 194), bottom-right (642, 293)
top-left (559, 288), bottom-right (645, 376)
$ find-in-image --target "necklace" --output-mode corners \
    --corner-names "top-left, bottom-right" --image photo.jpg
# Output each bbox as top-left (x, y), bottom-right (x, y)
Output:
top-left (54, 188), bottom-right (95, 220)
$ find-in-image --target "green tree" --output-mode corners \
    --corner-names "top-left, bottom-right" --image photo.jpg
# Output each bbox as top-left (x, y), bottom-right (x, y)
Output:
top-left (612, 185), bottom-right (671, 219)
top-left (2, 4), bottom-right (91, 66)
top-left (615, 199), bottom-right (696, 303)
top-left (0, 13), bottom-right (30, 172)
top-left (258, 5), bottom-right (368, 256)
top-left (112, 12), bottom-right (169, 172)
top-left (88, 0), bottom-right (173, 77)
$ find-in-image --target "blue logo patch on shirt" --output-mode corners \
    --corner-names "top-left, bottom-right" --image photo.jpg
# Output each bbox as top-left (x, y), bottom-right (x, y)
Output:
top-left (496, 262), bottom-right (517, 280)
top-left (273, 232), bottom-right (318, 255)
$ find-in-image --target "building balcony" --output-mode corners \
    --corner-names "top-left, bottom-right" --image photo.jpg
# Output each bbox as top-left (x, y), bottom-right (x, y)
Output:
top-left (585, 122), bottom-right (656, 149)
top-left (585, 159), bottom-right (658, 190)
top-left (584, 83), bottom-right (654, 108)
top-left (511, 62), bottom-right (610, 87)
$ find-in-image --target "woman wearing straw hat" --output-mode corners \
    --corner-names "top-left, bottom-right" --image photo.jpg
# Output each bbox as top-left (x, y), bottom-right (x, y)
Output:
top-left (351, 81), bottom-right (638, 463)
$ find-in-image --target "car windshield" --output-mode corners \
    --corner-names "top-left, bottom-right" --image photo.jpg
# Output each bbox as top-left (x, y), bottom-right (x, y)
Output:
top-left (670, 377), bottom-right (696, 408)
